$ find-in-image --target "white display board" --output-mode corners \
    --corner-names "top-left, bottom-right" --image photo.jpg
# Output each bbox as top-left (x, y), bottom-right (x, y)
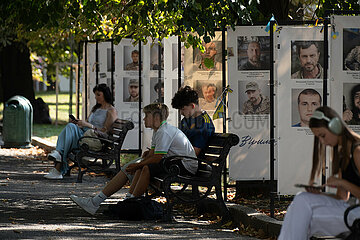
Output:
top-left (183, 32), bottom-right (224, 132)
top-left (276, 26), bottom-right (324, 194)
top-left (163, 36), bottom-right (183, 127)
top-left (227, 26), bottom-right (271, 180)
top-left (330, 15), bottom-right (360, 134)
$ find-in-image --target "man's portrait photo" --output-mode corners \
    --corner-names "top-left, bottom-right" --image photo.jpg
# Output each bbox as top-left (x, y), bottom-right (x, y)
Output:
top-left (150, 78), bottom-right (164, 103)
top-left (343, 28), bottom-right (360, 71)
top-left (193, 41), bottom-right (222, 71)
top-left (238, 36), bottom-right (270, 71)
top-left (291, 88), bottom-right (322, 127)
top-left (238, 81), bottom-right (270, 115)
top-left (195, 80), bottom-right (222, 110)
top-left (107, 48), bottom-right (115, 72)
top-left (123, 78), bottom-right (140, 102)
top-left (124, 46), bottom-right (142, 71)
top-left (150, 43), bottom-right (164, 70)
top-left (291, 41), bottom-right (324, 79)
top-left (343, 83), bottom-right (360, 125)
top-left (172, 44), bottom-right (185, 71)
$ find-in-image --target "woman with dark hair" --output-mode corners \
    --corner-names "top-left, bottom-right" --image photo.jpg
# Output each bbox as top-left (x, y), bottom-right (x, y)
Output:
top-left (45, 84), bottom-right (118, 180)
top-left (279, 106), bottom-right (360, 239)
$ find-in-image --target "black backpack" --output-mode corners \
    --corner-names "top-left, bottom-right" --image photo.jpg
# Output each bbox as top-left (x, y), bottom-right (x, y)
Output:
top-left (103, 197), bottom-right (164, 221)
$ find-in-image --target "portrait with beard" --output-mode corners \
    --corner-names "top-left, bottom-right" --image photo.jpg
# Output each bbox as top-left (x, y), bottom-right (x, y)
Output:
top-left (291, 41), bottom-right (324, 79)
top-left (239, 81), bottom-right (270, 115)
top-left (237, 36), bottom-right (270, 71)
top-left (343, 84), bottom-right (360, 125)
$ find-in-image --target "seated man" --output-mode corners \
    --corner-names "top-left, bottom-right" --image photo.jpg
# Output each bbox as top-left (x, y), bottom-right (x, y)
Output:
top-left (70, 87), bottom-right (214, 215)
top-left (123, 103), bottom-right (197, 198)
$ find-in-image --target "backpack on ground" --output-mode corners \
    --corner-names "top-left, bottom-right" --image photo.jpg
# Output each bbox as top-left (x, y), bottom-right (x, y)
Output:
top-left (103, 196), bottom-right (164, 221)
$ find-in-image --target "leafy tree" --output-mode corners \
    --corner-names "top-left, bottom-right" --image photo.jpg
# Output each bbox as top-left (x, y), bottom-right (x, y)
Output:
top-left (1, 0), bottom-right (359, 106)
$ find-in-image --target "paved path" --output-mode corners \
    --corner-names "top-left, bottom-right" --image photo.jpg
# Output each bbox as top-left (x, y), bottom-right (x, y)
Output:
top-left (0, 148), bottom-right (260, 239)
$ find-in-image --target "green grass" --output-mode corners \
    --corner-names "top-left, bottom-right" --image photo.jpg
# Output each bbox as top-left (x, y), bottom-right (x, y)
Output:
top-left (36, 91), bottom-right (81, 125)
top-left (33, 91), bottom-right (81, 143)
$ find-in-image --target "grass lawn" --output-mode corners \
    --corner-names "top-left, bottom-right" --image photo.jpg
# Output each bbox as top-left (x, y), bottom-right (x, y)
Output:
top-left (33, 91), bottom-right (80, 143)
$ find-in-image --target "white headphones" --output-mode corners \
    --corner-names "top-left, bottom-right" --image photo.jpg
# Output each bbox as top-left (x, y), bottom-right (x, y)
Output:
top-left (311, 110), bottom-right (343, 135)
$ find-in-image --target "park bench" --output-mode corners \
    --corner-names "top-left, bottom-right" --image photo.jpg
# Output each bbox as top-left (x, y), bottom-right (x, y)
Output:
top-left (149, 133), bottom-right (239, 221)
top-left (68, 118), bottom-right (134, 183)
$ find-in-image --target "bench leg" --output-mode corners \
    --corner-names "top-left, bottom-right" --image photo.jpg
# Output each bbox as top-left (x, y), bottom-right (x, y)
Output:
top-left (215, 184), bottom-right (231, 222)
top-left (76, 170), bottom-right (84, 183)
top-left (162, 178), bottom-right (175, 222)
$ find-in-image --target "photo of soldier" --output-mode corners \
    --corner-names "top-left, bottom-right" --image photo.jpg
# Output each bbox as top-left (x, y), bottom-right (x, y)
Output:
top-left (237, 36), bottom-right (270, 71)
top-left (291, 41), bottom-right (324, 79)
top-left (343, 28), bottom-right (360, 71)
top-left (238, 81), bottom-right (270, 115)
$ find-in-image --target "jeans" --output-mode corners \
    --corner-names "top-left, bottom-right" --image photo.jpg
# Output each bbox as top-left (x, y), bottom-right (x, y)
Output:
top-left (55, 123), bottom-right (86, 174)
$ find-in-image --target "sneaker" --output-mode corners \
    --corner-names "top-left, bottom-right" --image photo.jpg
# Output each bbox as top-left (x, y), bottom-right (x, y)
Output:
top-left (44, 168), bottom-right (63, 180)
top-left (48, 150), bottom-right (62, 162)
top-left (70, 195), bottom-right (99, 215)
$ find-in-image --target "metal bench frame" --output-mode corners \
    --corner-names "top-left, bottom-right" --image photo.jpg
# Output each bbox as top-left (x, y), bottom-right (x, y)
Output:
top-left (149, 133), bottom-right (239, 221)
top-left (69, 119), bottom-right (134, 183)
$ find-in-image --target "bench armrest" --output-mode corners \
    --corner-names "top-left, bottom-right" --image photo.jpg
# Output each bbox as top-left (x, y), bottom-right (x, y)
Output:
top-left (77, 136), bottom-right (115, 146)
top-left (160, 155), bottom-right (218, 176)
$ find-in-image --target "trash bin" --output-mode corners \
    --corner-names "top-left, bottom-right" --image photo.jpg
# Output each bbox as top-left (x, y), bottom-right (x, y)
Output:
top-left (3, 95), bottom-right (33, 148)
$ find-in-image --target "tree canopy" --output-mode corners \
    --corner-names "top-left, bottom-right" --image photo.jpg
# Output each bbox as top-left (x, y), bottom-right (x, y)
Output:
top-left (0, 0), bottom-right (359, 100)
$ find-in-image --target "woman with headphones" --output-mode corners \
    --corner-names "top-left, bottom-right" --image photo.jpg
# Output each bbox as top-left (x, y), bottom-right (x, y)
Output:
top-left (279, 106), bottom-right (360, 239)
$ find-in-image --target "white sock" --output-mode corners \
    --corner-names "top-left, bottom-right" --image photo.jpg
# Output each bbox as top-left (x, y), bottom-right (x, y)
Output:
top-left (91, 192), bottom-right (107, 207)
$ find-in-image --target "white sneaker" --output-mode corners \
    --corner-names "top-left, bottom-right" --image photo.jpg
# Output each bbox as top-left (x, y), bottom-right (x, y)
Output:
top-left (48, 150), bottom-right (62, 162)
top-left (70, 195), bottom-right (99, 215)
top-left (44, 168), bottom-right (63, 179)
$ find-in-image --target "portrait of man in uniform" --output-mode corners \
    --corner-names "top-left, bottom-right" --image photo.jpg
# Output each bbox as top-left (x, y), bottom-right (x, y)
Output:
top-left (238, 36), bottom-right (270, 71)
top-left (241, 81), bottom-right (270, 115)
top-left (291, 41), bottom-right (323, 79)
top-left (124, 49), bottom-right (142, 71)
top-left (124, 78), bottom-right (140, 102)
top-left (343, 28), bottom-right (360, 71)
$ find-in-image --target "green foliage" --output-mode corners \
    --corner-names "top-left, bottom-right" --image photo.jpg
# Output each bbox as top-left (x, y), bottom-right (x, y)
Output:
top-left (2, 0), bottom-right (360, 78)
top-left (317, 0), bottom-right (360, 18)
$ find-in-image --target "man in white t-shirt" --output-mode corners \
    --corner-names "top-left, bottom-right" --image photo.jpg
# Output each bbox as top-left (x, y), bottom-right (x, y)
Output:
top-left (126, 103), bottom-right (197, 197)
top-left (70, 103), bottom-right (198, 215)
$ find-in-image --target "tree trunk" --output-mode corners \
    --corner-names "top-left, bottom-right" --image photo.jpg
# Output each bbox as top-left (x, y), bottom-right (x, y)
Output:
top-left (0, 42), bottom-right (35, 105)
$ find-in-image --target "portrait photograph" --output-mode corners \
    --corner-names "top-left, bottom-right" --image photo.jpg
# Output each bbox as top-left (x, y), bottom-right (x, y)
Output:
top-left (238, 80), bottom-right (270, 115)
top-left (192, 41), bottom-right (222, 71)
top-left (150, 43), bottom-right (164, 70)
top-left (237, 36), bottom-right (270, 71)
top-left (107, 48), bottom-right (115, 72)
top-left (123, 45), bottom-right (142, 71)
top-left (194, 80), bottom-right (222, 110)
top-left (291, 88), bottom-right (322, 127)
top-left (123, 77), bottom-right (140, 103)
top-left (150, 77), bottom-right (164, 103)
top-left (290, 41), bottom-right (324, 79)
top-left (343, 83), bottom-right (360, 125)
top-left (172, 43), bottom-right (185, 71)
top-left (343, 28), bottom-right (360, 71)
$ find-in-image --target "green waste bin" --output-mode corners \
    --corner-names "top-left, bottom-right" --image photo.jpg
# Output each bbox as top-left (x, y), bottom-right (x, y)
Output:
top-left (3, 95), bottom-right (33, 148)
